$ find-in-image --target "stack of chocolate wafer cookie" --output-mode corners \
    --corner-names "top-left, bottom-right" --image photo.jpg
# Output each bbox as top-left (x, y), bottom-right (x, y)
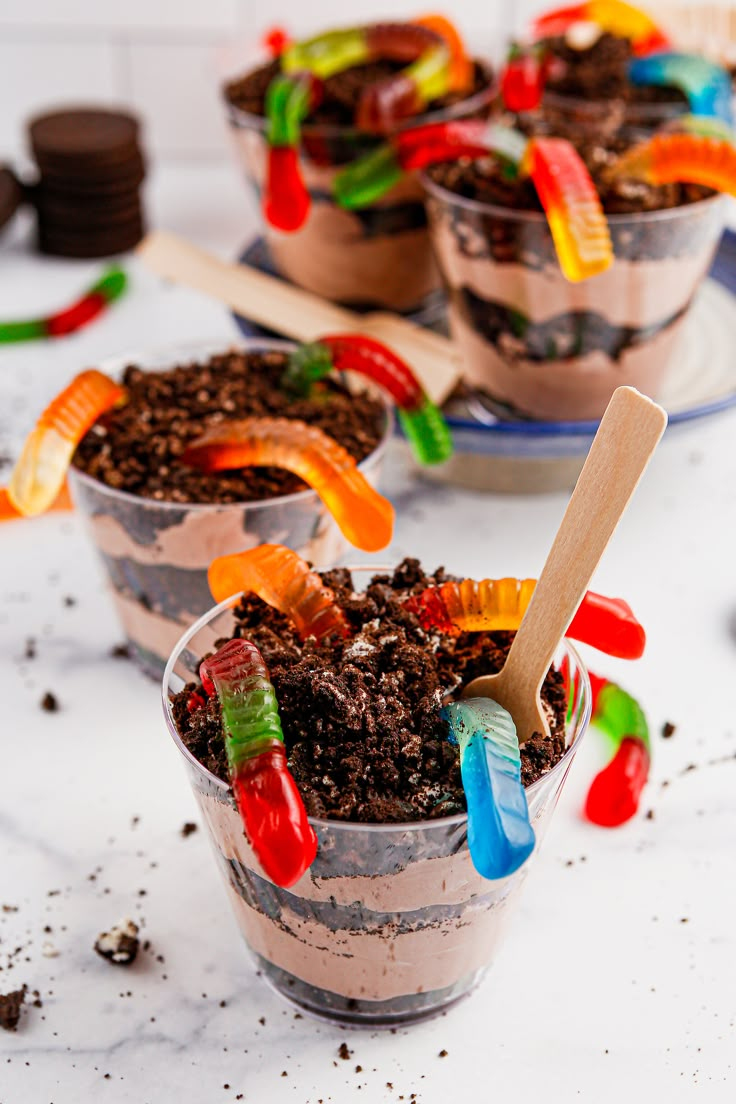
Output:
top-left (29, 108), bottom-right (146, 258)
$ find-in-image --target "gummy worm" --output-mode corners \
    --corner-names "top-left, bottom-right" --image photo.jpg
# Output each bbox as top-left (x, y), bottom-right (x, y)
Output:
top-left (200, 638), bottom-right (317, 887)
top-left (333, 121), bottom-right (528, 209)
top-left (263, 19), bottom-right (464, 230)
top-left (182, 415), bottom-right (393, 552)
top-left (609, 132), bottom-right (736, 195)
top-left (530, 1), bottom-right (670, 55)
top-left (0, 482), bottom-right (73, 522)
top-left (442, 697), bottom-right (535, 879)
top-left (282, 334), bottom-right (453, 466)
top-left (0, 267), bottom-right (127, 344)
top-left (500, 45), bottom-right (551, 113)
top-left (405, 579), bottom-right (646, 659)
top-left (208, 543), bottom-right (350, 642)
top-left (628, 52), bottom-right (733, 123)
top-left (584, 672), bottom-right (650, 826)
top-left (7, 370), bottom-right (126, 517)
top-left (525, 137), bottom-right (613, 282)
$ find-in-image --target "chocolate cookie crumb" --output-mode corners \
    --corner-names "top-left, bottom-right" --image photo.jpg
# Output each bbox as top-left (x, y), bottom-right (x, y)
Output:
top-left (662, 722), bottom-right (676, 738)
top-left (40, 692), bottom-right (59, 712)
top-left (24, 638), bottom-right (36, 660)
top-left (110, 643), bottom-right (131, 660)
top-left (180, 822), bottom-right (198, 838)
top-left (94, 918), bottom-right (140, 965)
top-left (438, 1049), bottom-right (448, 1058)
top-left (0, 987), bottom-right (26, 1031)
top-left (338, 1042), bottom-right (352, 1060)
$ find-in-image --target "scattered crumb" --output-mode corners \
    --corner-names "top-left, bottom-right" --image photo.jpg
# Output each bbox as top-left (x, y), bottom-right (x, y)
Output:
top-left (40, 692), bottom-right (59, 713)
top-left (63, 596), bottom-right (77, 607)
top-left (662, 722), bottom-right (676, 738)
top-left (0, 987), bottom-right (26, 1032)
top-left (41, 942), bottom-right (59, 958)
top-left (111, 643), bottom-right (131, 660)
top-left (438, 1049), bottom-right (448, 1057)
top-left (645, 809), bottom-right (655, 820)
top-left (180, 822), bottom-right (198, 838)
top-left (258, 1016), bottom-right (266, 1026)
top-left (680, 917), bottom-right (689, 924)
top-left (281, 1071), bottom-right (288, 1077)
top-left (24, 638), bottom-right (36, 660)
top-left (338, 1042), bottom-right (352, 1060)
top-left (355, 1065), bottom-right (363, 1073)
top-left (94, 918), bottom-right (140, 965)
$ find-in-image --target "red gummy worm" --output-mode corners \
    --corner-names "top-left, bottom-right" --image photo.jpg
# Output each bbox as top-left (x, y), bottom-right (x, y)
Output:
top-left (584, 737), bottom-right (650, 827)
top-left (46, 292), bottom-right (108, 337)
top-left (264, 146), bottom-right (311, 232)
top-left (319, 333), bottom-right (424, 410)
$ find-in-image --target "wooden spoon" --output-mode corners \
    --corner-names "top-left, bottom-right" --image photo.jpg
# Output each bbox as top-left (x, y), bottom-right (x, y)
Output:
top-left (462, 386), bottom-right (667, 744)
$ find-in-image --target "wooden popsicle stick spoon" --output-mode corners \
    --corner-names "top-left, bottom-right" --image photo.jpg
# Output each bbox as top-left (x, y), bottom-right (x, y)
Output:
top-left (462, 386), bottom-right (667, 744)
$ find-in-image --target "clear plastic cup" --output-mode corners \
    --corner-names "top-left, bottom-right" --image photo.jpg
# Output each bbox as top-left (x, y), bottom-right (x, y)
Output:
top-left (162, 575), bottom-right (592, 1026)
top-left (68, 339), bottom-right (393, 678)
top-left (423, 175), bottom-right (726, 420)
top-left (222, 74), bottom-right (497, 311)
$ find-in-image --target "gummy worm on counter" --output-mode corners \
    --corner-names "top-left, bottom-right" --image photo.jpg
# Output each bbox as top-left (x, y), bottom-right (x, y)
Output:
top-left (584, 671), bottom-right (650, 826)
top-left (262, 18), bottom-right (469, 230)
top-left (333, 121), bottom-right (528, 209)
top-left (0, 266), bottom-right (127, 344)
top-left (0, 483), bottom-right (73, 522)
top-left (7, 370), bottom-right (126, 517)
top-left (628, 52), bottom-right (733, 123)
top-left (199, 638), bottom-right (317, 887)
top-left (608, 131), bottom-right (736, 195)
top-left (208, 543), bottom-right (351, 642)
top-left (530, 1), bottom-right (670, 55)
top-left (404, 578), bottom-right (646, 659)
top-left (442, 697), bottom-right (536, 880)
top-left (282, 334), bottom-right (453, 466)
top-left (182, 415), bottom-right (394, 552)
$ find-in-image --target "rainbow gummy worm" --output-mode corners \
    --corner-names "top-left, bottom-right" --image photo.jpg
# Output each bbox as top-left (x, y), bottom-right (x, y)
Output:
top-left (263, 19), bottom-right (468, 230)
top-left (283, 334), bottom-right (453, 466)
top-left (333, 121), bottom-right (528, 209)
top-left (442, 697), bottom-right (535, 879)
top-left (0, 266), bottom-right (126, 344)
top-left (609, 132), bottom-right (736, 196)
top-left (531, 1), bottom-right (670, 55)
top-left (182, 415), bottom-right (393, 552)
top-left (7, 370), bottom-right (125, 517)
top-left (200, 638), bottom-right (317, 887)
top-left (208, 543), bottom-right (350, 642)
top-left (405, 579), bottom-right (645, 660)
top-left (526, 137), bottom-right (613, 282)
top-left (628, 52), bottom-right (732, 122)
top-left (584, 672), bottom-right (650, 826)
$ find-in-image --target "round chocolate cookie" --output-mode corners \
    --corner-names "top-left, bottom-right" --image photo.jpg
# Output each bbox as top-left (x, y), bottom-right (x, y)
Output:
top-left (29, 108), bottom-right (141, 170)
top-left (38, 213), bottom-right (145, 258)
top-left (0, 166), bottom-right (24, 232)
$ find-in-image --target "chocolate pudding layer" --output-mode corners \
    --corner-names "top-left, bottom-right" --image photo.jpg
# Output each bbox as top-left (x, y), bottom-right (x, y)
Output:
top-left (425, 151), bottom-right (725, 420)
top-left (223, 59), bottom-right (495, 310)
top-left (70, 342), bottom-right (391, 676)
top-left (164, 562), bottom-right (590, 1023)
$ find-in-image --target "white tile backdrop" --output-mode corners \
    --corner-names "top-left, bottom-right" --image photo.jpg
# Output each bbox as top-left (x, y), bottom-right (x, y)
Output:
top-left (0, 0), bottom-right (728, 164)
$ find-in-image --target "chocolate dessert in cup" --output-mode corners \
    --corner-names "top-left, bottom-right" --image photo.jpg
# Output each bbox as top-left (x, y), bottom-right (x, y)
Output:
top-left (421, 125), bottom-right (727, 420)
top-left (221, 17), bottom-right (496, 310)
top-left (2, 337), bottom-right (399, 677)
top-left (163, 548), bottom-right (601, 1025)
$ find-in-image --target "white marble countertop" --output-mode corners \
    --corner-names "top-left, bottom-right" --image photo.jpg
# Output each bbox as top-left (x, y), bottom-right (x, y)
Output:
top-left (1, 163), bottom-right (735, 1104)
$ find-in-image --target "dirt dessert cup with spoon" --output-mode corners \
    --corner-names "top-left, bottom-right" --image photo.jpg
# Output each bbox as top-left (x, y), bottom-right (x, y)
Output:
top-left (161, 386), bottom-right (666, 1025)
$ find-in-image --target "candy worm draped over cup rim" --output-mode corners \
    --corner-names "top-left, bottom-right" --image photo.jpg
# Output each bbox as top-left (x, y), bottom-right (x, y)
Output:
top-left (404, 576), bottom-right (646, 659)
top-left (529, 0), bottom-right (671, 56)
top-left (628, 51), bottom-right (733, 124)
top-left (281, 333), bottom-right (453, 466)
top-left (442, 696), bottom-right (536, 880)
top-left (606, 114), bottom-right (736, 195)
top-left (583, 671), bottom-right (650, 826)
top-left (4, 369), bottom-right (126, 518)
top-left (335, 123), bottom-right (613, 282)
top-left (199, 637), bottom-right (318, 887)
top-left (0, 266), bottom-right (127, 344)
top-left (182, 415), bottom-right (394, 553)
top-left (262, 17), bottom-right (472, 231)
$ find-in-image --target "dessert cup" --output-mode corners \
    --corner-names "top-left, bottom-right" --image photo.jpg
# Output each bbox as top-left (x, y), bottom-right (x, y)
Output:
top-left (223, 77), bottom-right (496, 311)
top-left (68, 339), bottom-right (392, 679)
top-left (162, 578), bottom-right (592, 1027)
top-left (423, 176), bottom-right (726, 420)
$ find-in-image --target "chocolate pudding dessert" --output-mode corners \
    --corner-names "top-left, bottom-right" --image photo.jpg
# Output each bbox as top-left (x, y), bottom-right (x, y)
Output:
top-left (68, 342), bottom-right (390, 675)
top-left (222, 30), bottom-right (495, 311)
top-left (424, 134), bottom-right (725, 420)
top-left (164, 559), bottom-right (591, 1024)
top-left (540, 29), bottom-right (689, 138)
